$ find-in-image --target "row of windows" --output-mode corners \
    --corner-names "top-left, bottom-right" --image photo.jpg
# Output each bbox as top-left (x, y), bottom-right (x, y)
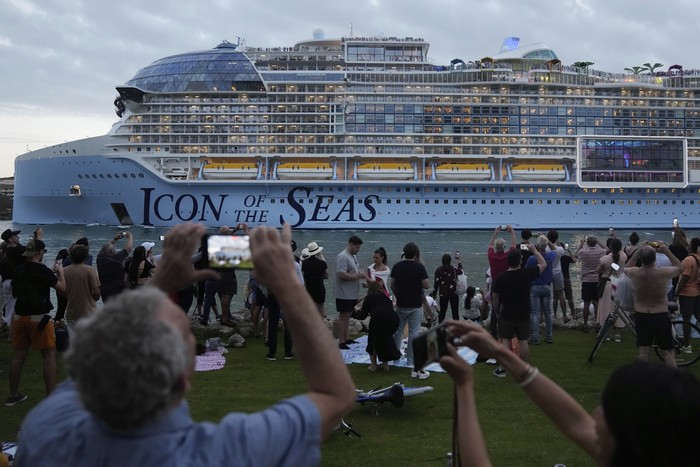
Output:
top-left (267, 197), bottom-right (696, 206)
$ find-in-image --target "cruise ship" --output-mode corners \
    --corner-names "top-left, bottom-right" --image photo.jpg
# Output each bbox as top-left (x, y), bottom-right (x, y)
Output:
top-left (12, 35), bottom-right (700, 229)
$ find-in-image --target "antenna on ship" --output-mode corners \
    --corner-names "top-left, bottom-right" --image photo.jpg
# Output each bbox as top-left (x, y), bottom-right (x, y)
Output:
top-left (350, 22), bottom-right (353, 37)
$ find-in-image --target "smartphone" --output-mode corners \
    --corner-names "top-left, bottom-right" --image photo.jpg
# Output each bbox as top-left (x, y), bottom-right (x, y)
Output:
top-left (648, 241), bottom-right (659, 248)
top-left (564, 243), bottom-right (569, 249)
top-left (202, 234), bottom-right (254, 269)
top-left (520, 243), bottom-right (529, 251)
top-left (611, 263), bottom-right (620, 271)
top-left (608, 227), bottom-right (614, 235)
top-left (412, 323), bottom-right (449, 371)
top-left (673, 218), bottom-right (679, 228)
top-left (500, 225), bottom-right (508, 231)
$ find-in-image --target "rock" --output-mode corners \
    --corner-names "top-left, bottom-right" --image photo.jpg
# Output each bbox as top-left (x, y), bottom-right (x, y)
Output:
top-left (228, 333), bottom-right (246, 348)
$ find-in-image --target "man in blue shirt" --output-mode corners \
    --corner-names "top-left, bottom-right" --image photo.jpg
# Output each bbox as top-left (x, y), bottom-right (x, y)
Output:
top-left (526, 235), bottom-right (557, 345)
top-left (15, 223), bottom-right (356, 466)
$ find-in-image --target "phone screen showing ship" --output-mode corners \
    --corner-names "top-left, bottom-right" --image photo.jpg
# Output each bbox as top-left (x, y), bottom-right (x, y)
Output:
top-left (204, 234), bottom-right (254, 269)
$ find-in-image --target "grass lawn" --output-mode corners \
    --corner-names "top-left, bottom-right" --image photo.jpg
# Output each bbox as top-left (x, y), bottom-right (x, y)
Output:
top-left (2, 326), bottom-right (699, 466)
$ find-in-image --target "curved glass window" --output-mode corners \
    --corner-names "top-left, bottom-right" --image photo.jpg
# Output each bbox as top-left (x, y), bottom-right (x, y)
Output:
top-left (124, 42), bottom-right (264, 93)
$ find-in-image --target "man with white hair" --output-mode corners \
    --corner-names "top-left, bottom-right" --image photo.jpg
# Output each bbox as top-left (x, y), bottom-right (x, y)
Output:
top-left (486, 225), bottom-right (516, 338)
top-left (15, 223), bottom-right (356, 465)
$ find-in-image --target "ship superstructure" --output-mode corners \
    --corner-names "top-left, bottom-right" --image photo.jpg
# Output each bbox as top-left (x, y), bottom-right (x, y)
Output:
top-left (13, 36), bottom-right (700, 228)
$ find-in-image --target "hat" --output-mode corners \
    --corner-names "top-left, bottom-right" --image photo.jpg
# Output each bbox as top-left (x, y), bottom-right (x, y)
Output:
top-left (304, 242), bottom-right (323, 256)
top-left (141, 241), bottom-right (156, 252)
top-left (1, 229), bottom-right (20, 241)
top-left (22, 239), bottom-right (46, 257)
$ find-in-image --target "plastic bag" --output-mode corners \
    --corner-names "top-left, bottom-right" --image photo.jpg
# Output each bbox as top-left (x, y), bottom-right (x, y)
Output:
top-left (612, 273), bottom-right (635, 311)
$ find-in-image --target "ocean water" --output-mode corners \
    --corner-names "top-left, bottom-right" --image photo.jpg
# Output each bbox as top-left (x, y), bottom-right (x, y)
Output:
top-left (1, 221), bottom-right (691, 317)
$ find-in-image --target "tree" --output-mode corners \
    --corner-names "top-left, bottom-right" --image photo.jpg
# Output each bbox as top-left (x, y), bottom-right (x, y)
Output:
top-left (642, 62), bottom-right (664, 74)
top-left (624, 66), bottom-right (645, 75)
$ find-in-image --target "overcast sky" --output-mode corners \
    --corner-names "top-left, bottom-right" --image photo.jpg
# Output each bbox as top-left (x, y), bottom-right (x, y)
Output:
top-left (1, 0), bottom-right (698, 178)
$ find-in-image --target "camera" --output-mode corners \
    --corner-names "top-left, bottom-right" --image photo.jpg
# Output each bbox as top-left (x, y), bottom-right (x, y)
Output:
top-left (412, 323), bottom-right (450, 371)
top-left (673, 218), bottom-right (679, 228)
top-left (202, 233), bottom-right (254, 270)
top-left (520, 243), bottom-right (529, 251)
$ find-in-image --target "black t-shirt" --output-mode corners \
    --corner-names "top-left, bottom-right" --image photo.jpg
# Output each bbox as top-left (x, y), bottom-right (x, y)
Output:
top-left (96, 249), bottom-right (130, 292)
top-left (560, 254), bottom-right (574, 279)
top-left (491, 266), bottom-right (540, 320)
top-left (390, 260), bottom-right (428, 308)
top-left (302, 255), bottom-right (327, 281)
top-left (4, 245), bottom-right (26, 281)
top-left (12, 261), bottom-right (58, 316)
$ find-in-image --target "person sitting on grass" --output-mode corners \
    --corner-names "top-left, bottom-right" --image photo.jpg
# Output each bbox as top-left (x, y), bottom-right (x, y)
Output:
top-left (440, 321), bottom-right (700, 467)
top-left (15, 223), bottom-right (356, 466)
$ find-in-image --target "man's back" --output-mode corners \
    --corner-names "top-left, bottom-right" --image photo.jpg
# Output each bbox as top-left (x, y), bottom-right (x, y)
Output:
top-left (391, 260), bottom-right (428, 308)
top-left (64, 263), bottom-right (100, 321)
top-left (492, 267), bottom-right (540, 319)
top-left (626, 265), bottom-right (678, 313)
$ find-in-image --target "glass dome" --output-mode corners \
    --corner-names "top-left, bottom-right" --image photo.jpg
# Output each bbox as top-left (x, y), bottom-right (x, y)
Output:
top-left (124, 41), bottom-right (264, 93)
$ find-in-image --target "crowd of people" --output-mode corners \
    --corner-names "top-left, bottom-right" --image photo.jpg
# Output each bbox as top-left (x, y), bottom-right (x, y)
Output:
top-left (2, 221), bottom-right (700, 465)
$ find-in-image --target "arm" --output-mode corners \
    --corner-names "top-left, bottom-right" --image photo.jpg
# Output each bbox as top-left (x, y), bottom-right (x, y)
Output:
top-left (446, 322), bottom-right (599, 460)
top-left (658, 242), bottom-right (685, 277)
top-left (148, 224), bottom-right (218, 293)
top-left (529, 245), bottom-right (547, 274)
top-left (251, 224), bottom-right (355, 439)
top-left (439, 344), bottom-right (492, 467)
top-left (488, 227), bottom-right (500, 247)
top-left (123, 231), bottom-right (133, 253)
top-left (53, 265), bottom-right (66, 295)
top-left (507, 225), bottom-right (516, 249)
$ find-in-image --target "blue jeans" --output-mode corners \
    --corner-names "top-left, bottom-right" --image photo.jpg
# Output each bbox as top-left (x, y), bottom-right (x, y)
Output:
top-left (530, 284), bottom-right (553, 341)
top-left (393, 306), bottom-right (423, 367)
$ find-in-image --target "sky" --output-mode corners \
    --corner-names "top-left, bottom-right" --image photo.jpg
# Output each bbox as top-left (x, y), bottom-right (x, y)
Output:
top-left (1, 0), bottom-right (698, 178)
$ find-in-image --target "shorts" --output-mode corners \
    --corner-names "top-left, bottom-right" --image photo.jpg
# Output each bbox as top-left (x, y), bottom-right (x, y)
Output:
top-left (220, 271), bottom-right (237, 296)
top-left (11, 314), bottom-right (56, 351)
top-left (634, 312), bottom-right (673, 350)
top-left (336, 298), bottom-right (358, 314)
top-left (678, 295), bottom-right (700, 321)
top-left (498, 316), bottom-right (530, 341)
top-left (581, 282), bottom-right (598, 302)
top-left (552, 272), bottom-right (564, 291)
top-left (563, 278), bottom-right (573, 301)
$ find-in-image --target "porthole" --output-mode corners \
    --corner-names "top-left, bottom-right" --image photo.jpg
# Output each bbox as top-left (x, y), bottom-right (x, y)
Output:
top-left (131, 174), bottom-right (136, 178)
top-left (107, 174), bottom-right (112, 178)
top-left (138, 173), bottom-right (144, 178)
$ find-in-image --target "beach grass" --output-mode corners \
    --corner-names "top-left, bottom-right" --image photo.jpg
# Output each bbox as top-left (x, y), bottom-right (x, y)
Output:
top-left (2, 326), bottom-right (700, 466)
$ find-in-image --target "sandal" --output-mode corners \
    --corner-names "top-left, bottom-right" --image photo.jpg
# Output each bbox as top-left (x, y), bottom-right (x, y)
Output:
top-left (368, 365), bottom-right (378, 372)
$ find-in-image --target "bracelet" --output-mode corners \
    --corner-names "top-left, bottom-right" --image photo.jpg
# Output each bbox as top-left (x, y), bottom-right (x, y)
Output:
top-left (519, 366), bottom-right (540, 388)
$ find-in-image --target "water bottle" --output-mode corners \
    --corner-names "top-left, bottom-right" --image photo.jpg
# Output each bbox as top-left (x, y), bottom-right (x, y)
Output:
top-left (445, 452), bottom-right (453, 467)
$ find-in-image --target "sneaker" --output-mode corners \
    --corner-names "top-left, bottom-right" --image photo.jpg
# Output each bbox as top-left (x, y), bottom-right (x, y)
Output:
top-left (5, 393), bottom-right (27, 407)
top-left (265, 353), bottom-right (276, 361)
top-left (614, 334), bottom-right (621, 343)
top-left (681, 345), bottom-right (693, 354)
top-left (545, 337), bottom-right (553, 344)
top-left (284, 353), bottom-right (294, 360)
top-left (411, 369), bottom-right (430, 380)
top-left (486, 358), bottom-right (498, 365)
top-left (528, 338), bottom-right (541, 345)
top-left (493, 368), bottom-right (507, 378)
top-left (338, 343), bottom-right (350, 350)
top-left (345, 339), bottom-right (358, 345)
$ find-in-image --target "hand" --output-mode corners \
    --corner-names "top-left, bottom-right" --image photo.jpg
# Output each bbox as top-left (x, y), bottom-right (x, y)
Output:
top-left (149, 223), bottom-right (218, 293)
top-left (248, 224), bottom-right (297, 291)
top-left (446, 321), bottom-right (503, 359)
top-left (439, 343), bottom-right (473, 385)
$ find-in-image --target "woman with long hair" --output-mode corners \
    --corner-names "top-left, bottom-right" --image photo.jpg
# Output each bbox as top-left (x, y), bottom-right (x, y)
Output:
top-left (596, 238), bottom-right (626, 340)
top-left (367, 247), bottom-right (390, 296)
top-left (124, 246), bottom-right (154, 288)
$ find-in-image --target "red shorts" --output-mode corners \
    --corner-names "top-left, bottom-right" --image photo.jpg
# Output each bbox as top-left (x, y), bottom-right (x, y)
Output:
top-left (11, 315), bottom-right (56, 351)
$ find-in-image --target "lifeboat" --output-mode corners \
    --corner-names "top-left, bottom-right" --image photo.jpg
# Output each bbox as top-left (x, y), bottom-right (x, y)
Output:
top-left (434, 162), bottom-right (493, 181)
top-left (201, 162), bottom-right (260, 180)
top-left (275, 162), bottom-right (335, 180)
top-left (355, 162), bottom-right (415, 180)
top-left (509, 163), bottom-right (566, 181)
